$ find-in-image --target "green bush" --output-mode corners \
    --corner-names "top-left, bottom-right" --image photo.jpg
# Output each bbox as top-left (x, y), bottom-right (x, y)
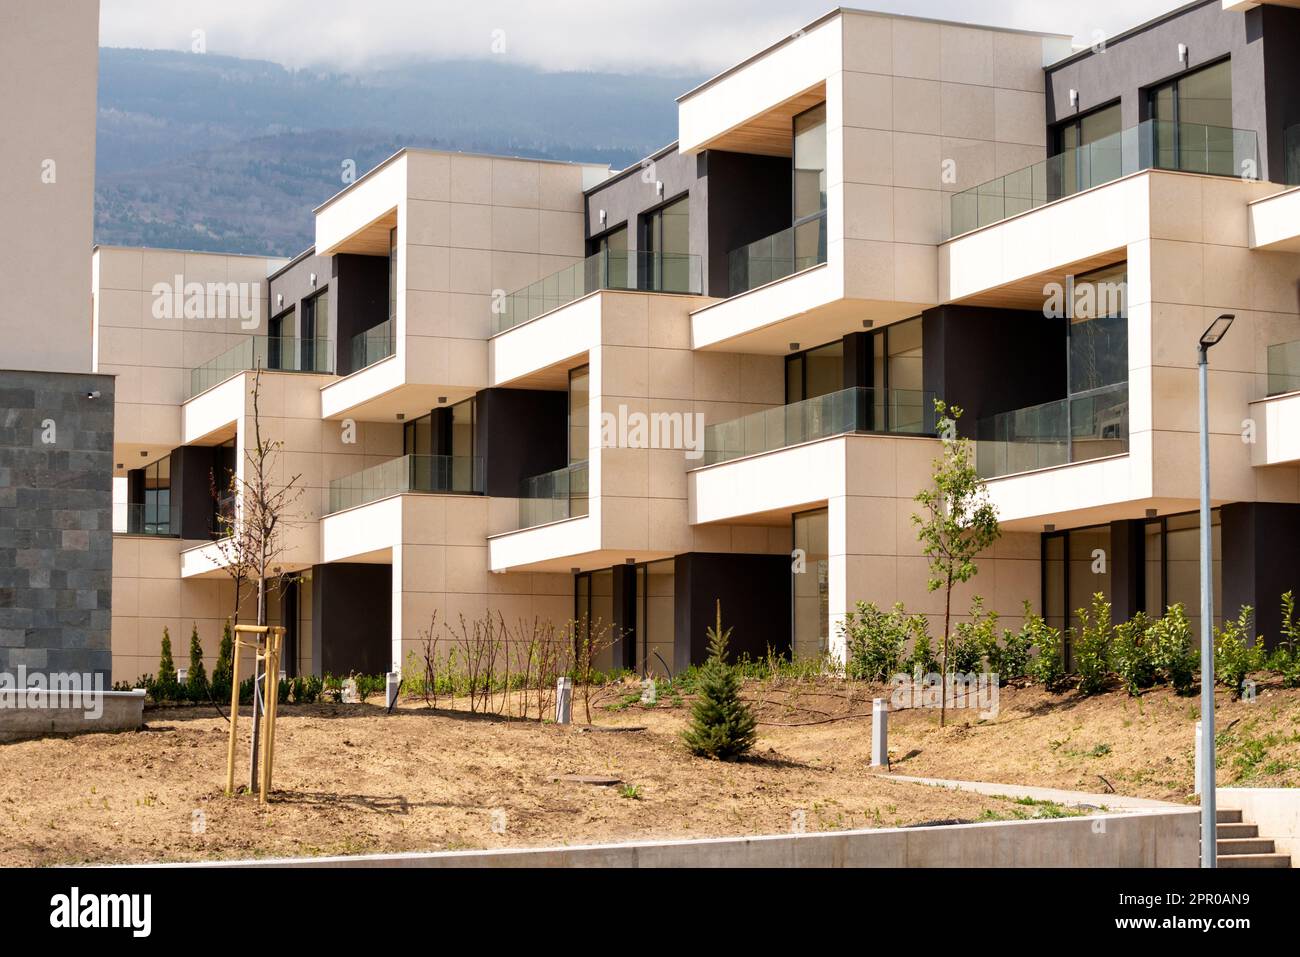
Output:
top-left (907, 620), bottom-right (939, 675)
top-left (985, 602), bottom-right (1036, 684)
top-left (355, 674), bottom-right (387, 700)
top-left (186, 623), bottom-right (208, 702)
top-left (843, 601), bottom-right (912, 682)
top-left (1274, 591), bottom-right (1300, 689)
top-left (290, 675), bottom-right (323, 704)
top-left (1150, 603), bottom-right (1197, 695)
top-left (682, 604), bottom-right (757, 761)
top-left (1073, 593), bottom-right (1113, 696)
top-left (951, 595), bottom-right (996, 674)
top-left (1112, 611), bottom-right (1156, 696)
top-left (1026, 610), bottom-right (1067, 692)
top-left (1215, 605), bottom-right (1258, 700)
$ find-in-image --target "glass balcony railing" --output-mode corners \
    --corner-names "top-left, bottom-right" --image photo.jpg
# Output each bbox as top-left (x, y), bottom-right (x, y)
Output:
top-left (1267, 340), bottom-right (1300, 397)
top-left (188, 336), bottom-right (333, 399)
top-left (350, 318), bottom-right (396, 372)
top-left (950, 119), bottom-right (1259, 237)
top-left (728, 211), bottom-right (828, 296)
top-left (516, 460), bottom-right (589, 529)
top-left (701, 386), bottom-right (936, 466)
top-left (976, 381), bottom-right (1129, 479)
top-left (327, 454), bottom-right (483, 514)
top-left (494, 251), bottom-right (702, 333)
top-left (114, 502), bottom-right (181, 537)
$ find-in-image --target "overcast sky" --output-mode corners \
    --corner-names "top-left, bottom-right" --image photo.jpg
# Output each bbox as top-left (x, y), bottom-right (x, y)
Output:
top-left (99, 0), bottom-right (1189, 74)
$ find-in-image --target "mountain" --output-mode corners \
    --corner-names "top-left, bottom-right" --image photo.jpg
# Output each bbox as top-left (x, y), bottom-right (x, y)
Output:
top-left (94, 49), bottom-right (700, 256)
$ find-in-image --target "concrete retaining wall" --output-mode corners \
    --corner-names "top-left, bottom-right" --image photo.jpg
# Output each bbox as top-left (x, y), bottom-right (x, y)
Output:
top-left (188, 808), bottom-right (1199, 868)
top-left (1218, 789), bottom-right (1300, 865)
top-left (0, 689), bottom-right (145, 742)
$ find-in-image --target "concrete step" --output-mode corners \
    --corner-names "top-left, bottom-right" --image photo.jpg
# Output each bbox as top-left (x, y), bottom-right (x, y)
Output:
top-left (1216, 822), bottom-right (1259, 839)
top-left (1219, 853), bottom-right (1292, 869)
top-left (1216, 809), bottom-right (1243, 824)
top-left (1217, 837), bottom-right (1276, 856)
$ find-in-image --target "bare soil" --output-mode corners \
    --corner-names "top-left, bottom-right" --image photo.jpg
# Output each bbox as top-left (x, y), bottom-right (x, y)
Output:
top-left (1, 677), bottom-right (1296, 865)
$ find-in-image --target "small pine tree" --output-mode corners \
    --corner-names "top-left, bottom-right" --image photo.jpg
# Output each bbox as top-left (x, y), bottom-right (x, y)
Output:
top-left (153, 626), bottom-right (178, 702)
top-left (212, 619), bottom-right (234, 701)
top-left (187, 623), bottom-right (208, 700)
top-left (158, 626), bottom-right (177, 685)
top-left (681, 602), bottom-right (757, 761)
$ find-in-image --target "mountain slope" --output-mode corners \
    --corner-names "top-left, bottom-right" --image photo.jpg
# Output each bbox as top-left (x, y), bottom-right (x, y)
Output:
top-left (95, 49), bottom-right (699, 255)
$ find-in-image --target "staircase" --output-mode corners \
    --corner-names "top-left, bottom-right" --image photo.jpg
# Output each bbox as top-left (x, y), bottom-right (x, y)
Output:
top-left (1214, 809), bottom-right (1292, 868)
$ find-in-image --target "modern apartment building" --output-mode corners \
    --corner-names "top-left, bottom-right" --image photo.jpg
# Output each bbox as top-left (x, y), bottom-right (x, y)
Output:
top-left (96, 0), bottom-right (1300, 685)
top-left (1, 0), bottom-right (114, 680)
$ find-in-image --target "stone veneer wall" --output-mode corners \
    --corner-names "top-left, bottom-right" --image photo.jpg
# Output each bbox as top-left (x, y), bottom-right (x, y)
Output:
top-left (0, 369), bottom-right (115, 678)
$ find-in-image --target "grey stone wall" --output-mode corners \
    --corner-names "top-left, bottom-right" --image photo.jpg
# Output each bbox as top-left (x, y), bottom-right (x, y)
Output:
top-left (0, 369), bottom-right (114, 678)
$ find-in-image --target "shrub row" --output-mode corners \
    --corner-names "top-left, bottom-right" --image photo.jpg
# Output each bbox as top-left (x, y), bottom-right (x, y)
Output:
top-left (842, 590), bottom-right (1300, 700)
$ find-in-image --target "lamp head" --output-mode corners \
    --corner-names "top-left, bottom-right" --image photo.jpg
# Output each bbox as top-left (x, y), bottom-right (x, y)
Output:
top-left (1199, 314), bottom-right (1235, 351)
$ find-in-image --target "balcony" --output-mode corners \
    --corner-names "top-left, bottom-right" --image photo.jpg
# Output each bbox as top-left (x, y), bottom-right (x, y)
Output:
top-left (976, 382), bottom-right (1129, 479)
top-left (950, 119), bottom-right (1259, 237)
top-left (701, 386), bottom-right (935, 466)
top-left (1268, 340), bottom-right (1300, 397)
top-left (727, 211), bottom-right (827, 296)
top-left (326, 454), bottom-right (482, 514)
top-left (113, 502), bottom-right (181, 538)
top-left (188, 336), bottom-right (333, 399)
top-left (350, 318), bottom-right (396, 372)
top-left (494, 251), bottom-right (702, 334)
top-left (516, 460), bottom-right (589, 529)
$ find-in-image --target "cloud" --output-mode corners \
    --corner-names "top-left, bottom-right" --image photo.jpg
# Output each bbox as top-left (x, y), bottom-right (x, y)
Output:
top-left (100, 0), bottom-right (1189, 74)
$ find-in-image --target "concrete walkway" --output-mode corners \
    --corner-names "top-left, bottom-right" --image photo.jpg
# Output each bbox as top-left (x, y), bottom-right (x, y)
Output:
top-left (880, 773), bottom-right (1182, 810)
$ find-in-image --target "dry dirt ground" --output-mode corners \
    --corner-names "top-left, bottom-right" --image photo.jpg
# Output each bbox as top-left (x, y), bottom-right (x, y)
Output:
top-left (0, 677), bottom-right (1297, 865)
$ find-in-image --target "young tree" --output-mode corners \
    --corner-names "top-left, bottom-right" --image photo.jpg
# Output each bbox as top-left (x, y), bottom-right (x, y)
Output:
top-left (912, 401), bottom-right (1001, 726)
top-left (216, 367), bottom-right (305, 792)
top-left (682, 602), bottom-right (757, 760)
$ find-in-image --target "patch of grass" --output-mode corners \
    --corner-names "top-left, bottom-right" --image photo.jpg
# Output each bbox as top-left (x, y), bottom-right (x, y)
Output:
top-left (618, 784), bottom-right (642, 800)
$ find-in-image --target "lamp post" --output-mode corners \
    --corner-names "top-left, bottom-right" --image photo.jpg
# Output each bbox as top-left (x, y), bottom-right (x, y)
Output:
top-left (1197, 313), bottom-right (1234, 868)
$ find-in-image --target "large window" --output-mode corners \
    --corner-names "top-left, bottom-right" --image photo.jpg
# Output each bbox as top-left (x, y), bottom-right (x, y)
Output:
top-left (792, 508), bottom-right (829, 660)
top-left (402, 397), bottom-right (477, 490)
top-left (141, 455), bottom-right (172, 536)
top-left (635, 560), bottom-right (676, 677)
top-left (1149, 59), bottom-right (1233, 174)
top-left (783, 317), bottom-right (927, 432)
top-left (1069, 263), bottom-right (1128, 395)
top-left (641, 195), bottom-right (690, 292)
top-left (1054, 102), bottom-right (1122, 192)
top-left (793, 103), bottom-right (828, 272)
top-left (786, 340), bottom-right (844, 403)
top-left (301, 292), bottom-right (327, 372)
top-left (568, 365), bottom-right (589, 465)
top-left (575, 568), bottom-right (617, 673)
top-left (591, 225), bottom-right (628, 290)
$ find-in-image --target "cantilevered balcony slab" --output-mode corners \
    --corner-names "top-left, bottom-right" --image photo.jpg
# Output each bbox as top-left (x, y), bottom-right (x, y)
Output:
top-left (1249, 186), bottom-right (1300, 252)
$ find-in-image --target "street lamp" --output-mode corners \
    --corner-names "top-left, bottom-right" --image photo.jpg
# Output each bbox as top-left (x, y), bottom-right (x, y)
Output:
top-left (1197, 313), bottom-right (1234, 868)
